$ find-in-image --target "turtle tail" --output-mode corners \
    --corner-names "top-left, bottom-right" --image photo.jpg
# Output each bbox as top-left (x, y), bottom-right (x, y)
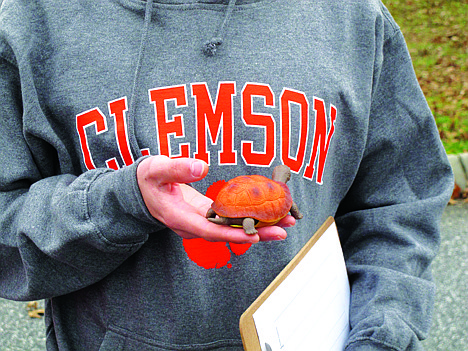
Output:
top-left (272, 165), bottom-right (291, 183)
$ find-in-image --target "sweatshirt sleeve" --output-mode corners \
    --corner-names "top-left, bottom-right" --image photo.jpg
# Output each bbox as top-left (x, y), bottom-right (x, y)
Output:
top-left (335, 6), bottom-right (453, 351)
top-left (0, 44), bottom-right (164, 301)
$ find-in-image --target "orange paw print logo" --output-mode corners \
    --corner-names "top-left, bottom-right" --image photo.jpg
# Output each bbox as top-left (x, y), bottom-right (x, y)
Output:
top-left (182, 180), bottom-right (252, 269)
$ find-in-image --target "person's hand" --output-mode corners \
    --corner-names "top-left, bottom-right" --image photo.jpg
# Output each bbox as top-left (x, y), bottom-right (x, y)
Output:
top-left (136, 155), bottom-right (296, 243)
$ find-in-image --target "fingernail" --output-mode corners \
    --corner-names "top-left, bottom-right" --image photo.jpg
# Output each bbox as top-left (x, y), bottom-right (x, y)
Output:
top-left (191, 160), bottom-right (205, 178)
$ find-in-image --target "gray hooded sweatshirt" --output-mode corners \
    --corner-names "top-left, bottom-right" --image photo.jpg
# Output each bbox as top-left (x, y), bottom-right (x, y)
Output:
top-left (0, 0), bottom-right (453, 350)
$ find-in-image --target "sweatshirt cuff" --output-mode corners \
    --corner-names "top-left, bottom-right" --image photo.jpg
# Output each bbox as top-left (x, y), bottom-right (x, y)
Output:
top-left (86, 158), bottom-right (165, 248)
top-left (115, 157), bottom-right (161, 225)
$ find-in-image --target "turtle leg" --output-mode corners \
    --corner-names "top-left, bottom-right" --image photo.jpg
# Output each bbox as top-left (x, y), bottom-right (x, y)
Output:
top-left (207, 216), bottom-right (231, 225)
top-left (242, 217), bottom-right (258, 235)
top-left (207, 216), bottom-right (246, 228)
top-left (290, 202), bottom-right (303, 219)
top-left (206, 208), bottom-right (217, 219)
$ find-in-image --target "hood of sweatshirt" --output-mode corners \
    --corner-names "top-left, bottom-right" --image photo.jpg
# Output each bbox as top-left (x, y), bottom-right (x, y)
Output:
top-left (120, 0), bottom-right (245, 160)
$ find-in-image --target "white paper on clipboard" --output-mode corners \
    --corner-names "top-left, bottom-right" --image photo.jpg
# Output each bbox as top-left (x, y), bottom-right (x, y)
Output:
top-left (252, 221), bottom-right (350, 351)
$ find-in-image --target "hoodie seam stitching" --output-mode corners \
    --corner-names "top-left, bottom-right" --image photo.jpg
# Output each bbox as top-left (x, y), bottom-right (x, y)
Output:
top-left (115, 0), bottom-right (277, 12)
top-left (108, 324), bottom-right (243, 349)
top-left (84, 171), bottom-right (144, 249)
top-left (347, 337), bottom-right (400, 351)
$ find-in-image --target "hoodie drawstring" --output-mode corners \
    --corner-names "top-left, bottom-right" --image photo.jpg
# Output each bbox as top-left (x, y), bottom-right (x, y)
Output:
top-left (127, 0), bottom-right (235, 162)
top-left (203, 0), bottom-right (237, 56)
top-left (127, 0), bottom-right (154, 160)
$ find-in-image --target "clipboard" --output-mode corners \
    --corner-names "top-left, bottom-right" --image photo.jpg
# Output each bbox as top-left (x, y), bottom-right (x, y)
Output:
top-left (239, 217), bottom-right (350, 351)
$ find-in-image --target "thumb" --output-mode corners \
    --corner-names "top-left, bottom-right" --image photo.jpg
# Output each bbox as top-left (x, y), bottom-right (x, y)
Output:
top-left (143, 155), bottom-right (209, 184)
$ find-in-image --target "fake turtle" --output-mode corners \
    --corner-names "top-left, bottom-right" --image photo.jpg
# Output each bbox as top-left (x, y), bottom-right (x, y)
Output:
top-left (206, 165), bottom-right (303, 234)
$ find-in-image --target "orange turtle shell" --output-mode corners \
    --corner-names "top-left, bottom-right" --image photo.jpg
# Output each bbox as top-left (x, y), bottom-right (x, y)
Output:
top-left (210, 175), bottom-right (293, 225)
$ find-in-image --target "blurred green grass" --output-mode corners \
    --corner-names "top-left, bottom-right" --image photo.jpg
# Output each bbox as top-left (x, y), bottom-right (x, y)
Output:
top-left (384, 0), bottom-right (468, 154)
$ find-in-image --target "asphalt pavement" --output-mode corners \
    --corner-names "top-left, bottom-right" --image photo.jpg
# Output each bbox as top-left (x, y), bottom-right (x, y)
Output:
top-left (422, 202), bottom-right (468, 351)
top-left (0, 203), bottom-right (467, 351)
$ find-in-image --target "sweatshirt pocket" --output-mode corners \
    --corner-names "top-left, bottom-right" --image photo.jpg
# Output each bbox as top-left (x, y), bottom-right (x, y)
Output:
top-left (98, 327), bottom-right (126, 351)
top-left (99, 325), bottom-right (243, 351)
